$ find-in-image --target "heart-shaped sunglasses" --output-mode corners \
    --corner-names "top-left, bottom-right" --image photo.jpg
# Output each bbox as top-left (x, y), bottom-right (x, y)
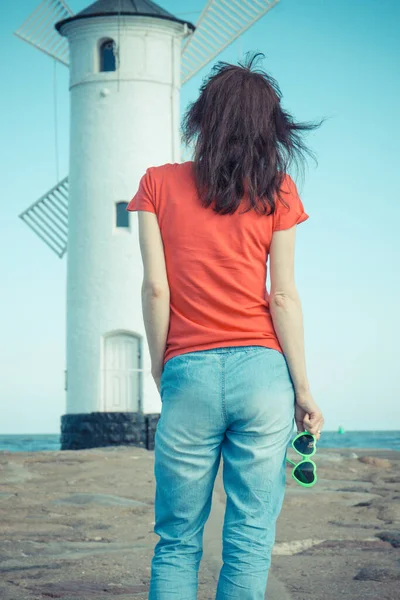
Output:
top-left (286, 431), bottom-right (318, 487)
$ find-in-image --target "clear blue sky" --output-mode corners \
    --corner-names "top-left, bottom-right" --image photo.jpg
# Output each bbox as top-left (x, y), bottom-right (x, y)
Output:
top-left (1, 0), bottom-right (399, 434)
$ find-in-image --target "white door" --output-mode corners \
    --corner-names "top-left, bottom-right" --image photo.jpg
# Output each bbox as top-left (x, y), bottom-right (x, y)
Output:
top-left (103, 333), bottom-right (141, 411)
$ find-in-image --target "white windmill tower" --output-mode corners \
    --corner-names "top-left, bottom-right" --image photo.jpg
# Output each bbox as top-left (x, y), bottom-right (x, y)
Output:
top-left (15, 0), bottom-right (280, 451)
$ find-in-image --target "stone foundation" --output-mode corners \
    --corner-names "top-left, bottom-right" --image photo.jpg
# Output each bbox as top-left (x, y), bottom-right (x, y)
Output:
top-left (60, 412), bottom-right (160, 451)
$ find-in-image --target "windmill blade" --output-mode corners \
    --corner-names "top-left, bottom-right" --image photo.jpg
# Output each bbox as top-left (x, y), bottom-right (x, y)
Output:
top-left (14, 0), bottom-right (73, 66)
top-left (181, 0), bottom-right (280, 85)
top-left (19, 177), bottom-right (69, 259)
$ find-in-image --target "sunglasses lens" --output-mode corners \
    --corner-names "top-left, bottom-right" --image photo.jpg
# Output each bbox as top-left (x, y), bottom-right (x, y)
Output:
top-left (293, 433), bottom-right (315, 455)
top-left (293, 461), bottom-right (315, 484)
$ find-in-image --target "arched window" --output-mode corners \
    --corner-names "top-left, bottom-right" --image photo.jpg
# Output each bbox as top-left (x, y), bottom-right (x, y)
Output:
top-left (116, 202), bottom-right (129, 228)
top-left (100, 39), bottom-right (116, 72)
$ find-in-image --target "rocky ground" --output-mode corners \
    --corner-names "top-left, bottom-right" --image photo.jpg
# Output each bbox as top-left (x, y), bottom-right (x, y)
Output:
top-left (0, 444), bottom-right (399, 599)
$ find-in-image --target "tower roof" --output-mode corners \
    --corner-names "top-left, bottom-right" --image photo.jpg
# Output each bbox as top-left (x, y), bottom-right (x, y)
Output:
top-left (55, 0), bottom-right (195, 33)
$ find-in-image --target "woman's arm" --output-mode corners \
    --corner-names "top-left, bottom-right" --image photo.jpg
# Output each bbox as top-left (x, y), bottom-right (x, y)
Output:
top-left (137, 211), bottom-right (170, 388)
top-left (269, 225), bottom-right (310, 394)
top-left (269, 224), bottom-right (324, 437)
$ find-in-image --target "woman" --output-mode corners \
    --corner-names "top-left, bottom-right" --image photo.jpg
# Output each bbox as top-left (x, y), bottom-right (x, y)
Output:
top-left (127, 51), bottom-right (325, 600)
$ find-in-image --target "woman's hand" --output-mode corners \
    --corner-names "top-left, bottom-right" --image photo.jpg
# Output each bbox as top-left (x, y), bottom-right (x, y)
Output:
top-left (295, 391), bottom-right (324, 442)
top-left (152, 371), bottom-right (161, 394)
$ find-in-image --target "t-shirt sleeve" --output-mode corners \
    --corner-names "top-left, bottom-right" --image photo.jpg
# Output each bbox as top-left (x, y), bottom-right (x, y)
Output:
top-left (126, 167), bottom-right (156, 213)
top-left (272, 174), bottom-right (309, 231)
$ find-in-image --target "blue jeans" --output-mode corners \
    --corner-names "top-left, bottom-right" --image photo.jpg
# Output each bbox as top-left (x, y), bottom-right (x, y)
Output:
top-left (149, 345), bottom-right (295, 599)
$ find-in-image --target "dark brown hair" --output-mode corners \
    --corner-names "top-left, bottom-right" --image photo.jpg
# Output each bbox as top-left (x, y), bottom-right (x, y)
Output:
top-left (181, 51), bottom-right (327, 215)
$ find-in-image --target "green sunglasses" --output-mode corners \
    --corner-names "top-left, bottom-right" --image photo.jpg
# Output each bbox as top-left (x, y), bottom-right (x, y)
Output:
top-left (286, 431), bottom-right (318, 487)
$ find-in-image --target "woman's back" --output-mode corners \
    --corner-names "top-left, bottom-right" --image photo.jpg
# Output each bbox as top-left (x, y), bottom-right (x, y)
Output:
top-left (127, 160), bottom-right (308, 363)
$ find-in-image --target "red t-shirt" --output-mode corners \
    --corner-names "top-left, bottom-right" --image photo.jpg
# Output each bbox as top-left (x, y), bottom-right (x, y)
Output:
top-left (126, 161), bottom-right (309, 365)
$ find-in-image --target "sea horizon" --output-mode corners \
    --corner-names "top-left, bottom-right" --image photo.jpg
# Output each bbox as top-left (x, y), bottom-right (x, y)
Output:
top-left (0, 430), bottom-right (399, 453)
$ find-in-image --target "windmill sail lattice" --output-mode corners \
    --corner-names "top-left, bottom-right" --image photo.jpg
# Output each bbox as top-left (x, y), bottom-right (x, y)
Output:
top-left (19, 177), bottom-right (69, 258)
top-left (14, 0), bottom-right (73, 66)
top-left (181, 0), bottom-right (280, 84)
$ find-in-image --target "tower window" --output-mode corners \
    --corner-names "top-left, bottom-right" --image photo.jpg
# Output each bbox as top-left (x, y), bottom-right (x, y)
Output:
top-left (116, 202), bottom-right (129, 228)
top-left (100, 39), bottom-right (116, 72)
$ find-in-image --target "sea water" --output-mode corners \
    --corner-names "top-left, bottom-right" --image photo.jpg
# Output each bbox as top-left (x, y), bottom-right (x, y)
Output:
top-left (0, 431), bottom-right (398, 453)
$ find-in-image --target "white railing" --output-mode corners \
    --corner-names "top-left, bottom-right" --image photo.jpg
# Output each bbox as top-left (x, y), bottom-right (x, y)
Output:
top-left (181, 0), bottom-right (280, 85)
top-left (19, 176), bottom-right (69, 258)
top-left (14, 0), bottom-right (72, 66)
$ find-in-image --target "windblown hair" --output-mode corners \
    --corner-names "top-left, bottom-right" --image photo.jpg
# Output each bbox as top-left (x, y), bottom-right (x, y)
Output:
top-left (181, 51), bottom-right (326, 215)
